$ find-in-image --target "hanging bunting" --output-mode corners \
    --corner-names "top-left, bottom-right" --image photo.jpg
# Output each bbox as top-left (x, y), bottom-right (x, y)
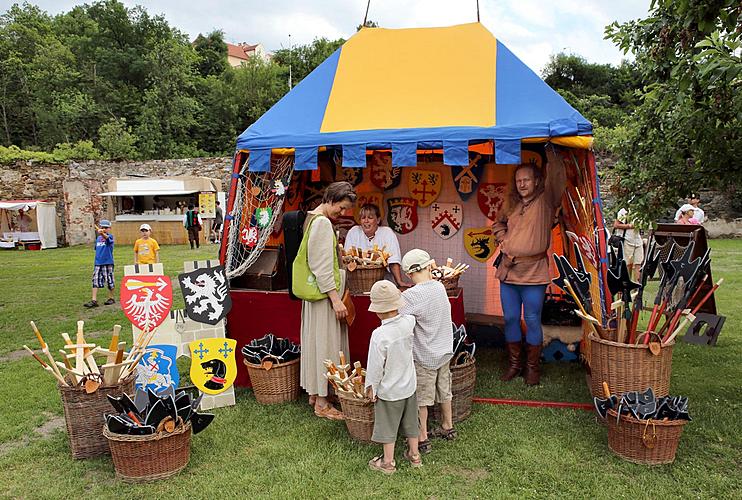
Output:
top-left (134, 344), bottom-right (179, 395)
top-left (464, 227), bottom-right (498, 262)
top-left (189, 338), bottom-right (237, 395)
top-left (408, 170), bottom-right (442, 207)
top-left (121, 275), bottom-right (173, 332)
top-left (354, 190), bottom-right (384, 223)
top-left (370, 152), bottom-right (402, 191)
top-left (451, 153), bottom-right (485, 200)
top-left (386, 197), bottom-right (418, 235)
top-left (430, 202), bottom-right (463, 239)
top-left (477, 182), bottom-right (507, 221)
top-left (178, 265), bottom-right (232, 325)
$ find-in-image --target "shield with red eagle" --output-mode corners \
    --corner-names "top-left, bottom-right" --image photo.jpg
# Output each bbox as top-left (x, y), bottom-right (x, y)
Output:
top-left (477, 182), bottom-right (507, 221)
top-left (430, 202), bottom-right (463, 239)
top-left (121, 275), bottom-right (173, 332)
top-left (386, 197), bottom-right (418, 235)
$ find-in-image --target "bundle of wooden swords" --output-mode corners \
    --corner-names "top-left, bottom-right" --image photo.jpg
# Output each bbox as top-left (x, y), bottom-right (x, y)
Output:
top-left (340, 244), bottom-right (391, 270)
top-left (23, 320), bottom-right (158, 393)
top-left (324, 351), bottom-right (367, 399)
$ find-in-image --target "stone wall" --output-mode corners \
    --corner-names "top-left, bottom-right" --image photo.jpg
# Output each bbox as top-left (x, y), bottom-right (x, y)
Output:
top-left (1, 153), bottom-right (740, 244)
top-left (0, 157), bottom-right (232, 245)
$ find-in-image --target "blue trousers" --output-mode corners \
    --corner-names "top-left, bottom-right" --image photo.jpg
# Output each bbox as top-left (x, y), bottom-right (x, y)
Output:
top-left (500, 282), bottom-right (547, 346)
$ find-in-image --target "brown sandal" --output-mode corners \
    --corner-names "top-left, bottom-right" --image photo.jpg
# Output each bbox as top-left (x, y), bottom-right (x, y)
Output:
top-left (368, 455), bottom-right (396, 474)
top-left (314, 404), bottom-right (344, 421)
top-left (404, 449), bottom-right (423, 468)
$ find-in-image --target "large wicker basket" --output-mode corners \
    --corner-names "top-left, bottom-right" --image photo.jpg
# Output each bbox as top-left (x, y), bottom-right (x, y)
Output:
top-left (346, 266), bottom-right (386, 294)
top-left (338, 393), bottom-right (375, 443)
top-left (244, 357), bottom-right (301, 404)
top-left (588, 333), bottom-right (673, 398)
top-left (433, 356), bottom-right (476, 424)
top-left (606, 409), bottom-right (688, 464)
top-left (58, 373), bottom-right (136, 459)
top-left (104, 421), bottom-right (192, 482)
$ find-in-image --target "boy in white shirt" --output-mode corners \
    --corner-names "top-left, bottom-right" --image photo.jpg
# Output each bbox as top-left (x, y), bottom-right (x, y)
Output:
top-left (365, 280), bottom-right (421, 474)
top-left (399, 249), bottom-right (455, 454)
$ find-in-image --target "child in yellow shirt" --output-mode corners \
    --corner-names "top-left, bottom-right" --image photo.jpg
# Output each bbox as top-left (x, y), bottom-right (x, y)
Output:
top-left (134, 224), bottom-right (160, 264)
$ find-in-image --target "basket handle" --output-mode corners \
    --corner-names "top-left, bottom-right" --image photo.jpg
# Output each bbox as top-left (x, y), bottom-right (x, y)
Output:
top-left (642, 419), bottom-right (657, 449)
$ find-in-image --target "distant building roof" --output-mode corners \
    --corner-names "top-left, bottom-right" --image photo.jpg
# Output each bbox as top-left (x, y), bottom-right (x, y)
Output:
top-left (226, 43), bottom-right (250, 61)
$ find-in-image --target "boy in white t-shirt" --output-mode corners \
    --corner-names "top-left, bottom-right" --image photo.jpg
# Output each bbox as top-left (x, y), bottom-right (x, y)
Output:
top-left (365, 280), bottom-right (421, 474)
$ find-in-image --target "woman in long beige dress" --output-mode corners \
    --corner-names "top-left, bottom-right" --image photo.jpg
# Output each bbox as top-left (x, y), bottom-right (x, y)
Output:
top-left (300, 181), bottom-right (357, 419)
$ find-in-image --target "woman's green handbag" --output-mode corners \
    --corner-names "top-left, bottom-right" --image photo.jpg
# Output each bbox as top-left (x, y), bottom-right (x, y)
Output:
top-left (292, 215), bottom-right (341, 301)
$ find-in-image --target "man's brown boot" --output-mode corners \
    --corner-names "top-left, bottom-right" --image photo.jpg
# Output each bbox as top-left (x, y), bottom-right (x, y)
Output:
top-left (500, 342), bottom-right (523, 381)
top-left (524, 343), bottom-right (542, 386)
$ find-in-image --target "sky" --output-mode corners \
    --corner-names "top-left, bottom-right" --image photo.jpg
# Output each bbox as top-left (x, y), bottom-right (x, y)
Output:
top-left (3, 0), bottom-right (650, 73)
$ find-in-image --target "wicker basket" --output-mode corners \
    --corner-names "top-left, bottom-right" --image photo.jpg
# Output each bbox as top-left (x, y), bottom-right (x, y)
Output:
top-left (338, 392), bottom-right (375, 443)
top-left (58, 373), bottom-right (136, 459)
top-left (438, 275), bottom-right (460, 291)
top-left (104, 421), bottom-right (192, 482)
top-left (588, 333), bottom-right (673, 398)
top-left (244, 357), bottom-right (301, 404)
top-left (346, 266), bottom-right (386, 294)
top-left (606, 409), bottom-right (687, 464)
top-left (433, 356), bottom-right (476, 424)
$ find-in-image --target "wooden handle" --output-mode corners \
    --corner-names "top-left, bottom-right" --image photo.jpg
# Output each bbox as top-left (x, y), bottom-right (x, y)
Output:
top-left (602, 382), bottom-right (611, 398)
top-left (23, 345), bottom-right (47, 367)
top-left (30, 321), bottom-right (46, 349)
top-left (109, 325), bottom-right (121, 352)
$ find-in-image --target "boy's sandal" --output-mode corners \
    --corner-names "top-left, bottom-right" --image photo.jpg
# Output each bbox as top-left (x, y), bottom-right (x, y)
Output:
top-left (104, 298), bottom-right (115, 305)
top-left (368, 455), bottom-right (396, 474)
top-left (83, 300), bottom-right (98, 308)
top-left (404, 449), bottom-right (423, 468)
top-left (308, 395), bottom-right (317, 407)
top-left (314, 404), bottom-right (344, 421)
top-left (431, 427), bottom-right (458, 440)
top-left (418, 439), bottom-right (432, 454)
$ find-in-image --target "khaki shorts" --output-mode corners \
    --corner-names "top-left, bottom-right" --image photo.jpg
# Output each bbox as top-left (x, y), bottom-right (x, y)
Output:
top-left (623, 241), bottom-right (645, 266)
top-left (415, 362), bottom-right (452, 407)
top-left (372, 394), bottom-right (419, 444)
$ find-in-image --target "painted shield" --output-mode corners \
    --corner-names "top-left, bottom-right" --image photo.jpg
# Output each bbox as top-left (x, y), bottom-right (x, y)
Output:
top-left (189, 338), bottom-right (237, 395)
top-left (333, 215), bottom-right (357, 245)
top-left (335, 162), bottom-right (363, 187)
top-left (178, 265), bottom-right (232, 325)
top-left (121, 275), bottom-right (173, 331)
top-left (430, 202), bottom-right (463, 239)
top-left (477, 182), bottom-right (507, 221)
top-left (566, 230), bottom-right (598, 269)
top-left (386, 197), bottom-right (418, 235)
top-left (135, 344), bottom-right (179, 395)
top-left (254, 207), bottom-right (273, 228)
top-left (370, 152), bottom-right (402, 191)
top-left (354, 191), bottom-right (384, 223)
top-left (451, 153), bottom-right (485, 201)
top-left (464, 227), bottom-right (498, 262)
top-left (408, 170), bottom-right (442, 207)
top-left (240, 225), bottom-right (258, 248)
top-left (522, 149), bottom-right (543, 168)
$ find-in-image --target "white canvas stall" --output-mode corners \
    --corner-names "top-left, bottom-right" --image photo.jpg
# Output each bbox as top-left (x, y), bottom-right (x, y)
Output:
top-left (0, 200), bottom-right (58, 249)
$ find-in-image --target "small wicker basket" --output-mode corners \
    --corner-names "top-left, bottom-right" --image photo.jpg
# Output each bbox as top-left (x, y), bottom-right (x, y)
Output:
top-left (433, 355), bottom-right (476, 424)
top-left (104, 420), bottom-right (192, 482)
top-left (588, 333), bottom-right (673, 398)
top-left (58, 373), bottom-right (136, 459)
top-left (338, 392), bottom-right (374, 443)
top-left (346, 266), bottom-right (386, 294)
top-left (606, 409), bottom-right (688, 464)
top-left (244, 357), bottom-right (301, 404)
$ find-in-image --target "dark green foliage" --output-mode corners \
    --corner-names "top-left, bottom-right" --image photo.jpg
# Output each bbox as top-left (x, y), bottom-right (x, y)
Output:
top-left (272, 37), bottom-right (345, 85)
top-left (193, 31), bottom-right (228, 77)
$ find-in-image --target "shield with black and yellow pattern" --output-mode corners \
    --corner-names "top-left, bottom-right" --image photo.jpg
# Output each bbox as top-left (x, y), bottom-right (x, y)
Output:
top-left (189, 338), bottom-right (237, 395)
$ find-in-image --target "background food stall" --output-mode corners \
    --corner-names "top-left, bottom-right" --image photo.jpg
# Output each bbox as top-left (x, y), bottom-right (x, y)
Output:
top-left (99, 176), bottom-right (223, 245)
top-left (220, 23), bottom-right (609, 386)
top-left (0, 200), bottom-right (58, 249)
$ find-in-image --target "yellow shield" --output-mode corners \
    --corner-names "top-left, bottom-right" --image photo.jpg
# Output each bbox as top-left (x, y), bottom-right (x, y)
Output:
top-left (408, 170), bottom-right (442, 207)
top-left (464, 227), bottom-right (498, 263)
top-left (189, 338), bottom-right (237, 395)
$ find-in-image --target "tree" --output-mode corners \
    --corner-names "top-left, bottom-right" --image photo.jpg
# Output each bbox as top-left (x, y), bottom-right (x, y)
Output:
top-left (604, 0), bottom-right (742, 220)
top-left (272, 37), bottom-right (345, 85)
top-left (193, 31), bottom-right (228, 77)
top-left (98, 117), bottom-right (137, 159)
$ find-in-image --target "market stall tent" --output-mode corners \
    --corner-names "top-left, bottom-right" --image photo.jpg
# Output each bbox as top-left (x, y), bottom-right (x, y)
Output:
top-left (222, 22), bottom-right (610, 366)
top-left (0, 200), bottom-right (58, 249)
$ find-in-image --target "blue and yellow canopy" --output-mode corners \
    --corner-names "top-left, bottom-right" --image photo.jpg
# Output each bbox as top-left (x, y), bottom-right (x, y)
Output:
top-left (237, 23), bottom-right (592, 172)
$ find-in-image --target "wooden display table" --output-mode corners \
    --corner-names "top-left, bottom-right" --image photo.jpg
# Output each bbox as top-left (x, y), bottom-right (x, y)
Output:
top-left (227, 288), bottom-right (466, 387)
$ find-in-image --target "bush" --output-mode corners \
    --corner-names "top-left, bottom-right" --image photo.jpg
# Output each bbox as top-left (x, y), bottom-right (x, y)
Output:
top-left (98, 118), bottom-right (139, 160)
top-left (51, 141), bottom-right (100, 161)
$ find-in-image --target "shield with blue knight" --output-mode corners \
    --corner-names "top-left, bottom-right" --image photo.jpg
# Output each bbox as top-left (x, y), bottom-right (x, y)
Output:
top-left (451, 153), bottom-right (485, 201)
top-left (189, 338), bottom-right (237, 395)
top-left (135, 344), bottom-right (179, 395)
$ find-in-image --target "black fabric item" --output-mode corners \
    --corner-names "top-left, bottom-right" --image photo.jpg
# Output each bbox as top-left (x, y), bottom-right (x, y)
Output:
top-left (242, 333), bottom-right (301, 365)
top-left (283, 210), bottom-right (307, 301)
top-left (608, 228), bottom-right (626, 248)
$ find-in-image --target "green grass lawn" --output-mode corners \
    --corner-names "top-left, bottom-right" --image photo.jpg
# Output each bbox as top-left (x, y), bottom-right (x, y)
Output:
top-left (0, 241), bottom-right (740, 498)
